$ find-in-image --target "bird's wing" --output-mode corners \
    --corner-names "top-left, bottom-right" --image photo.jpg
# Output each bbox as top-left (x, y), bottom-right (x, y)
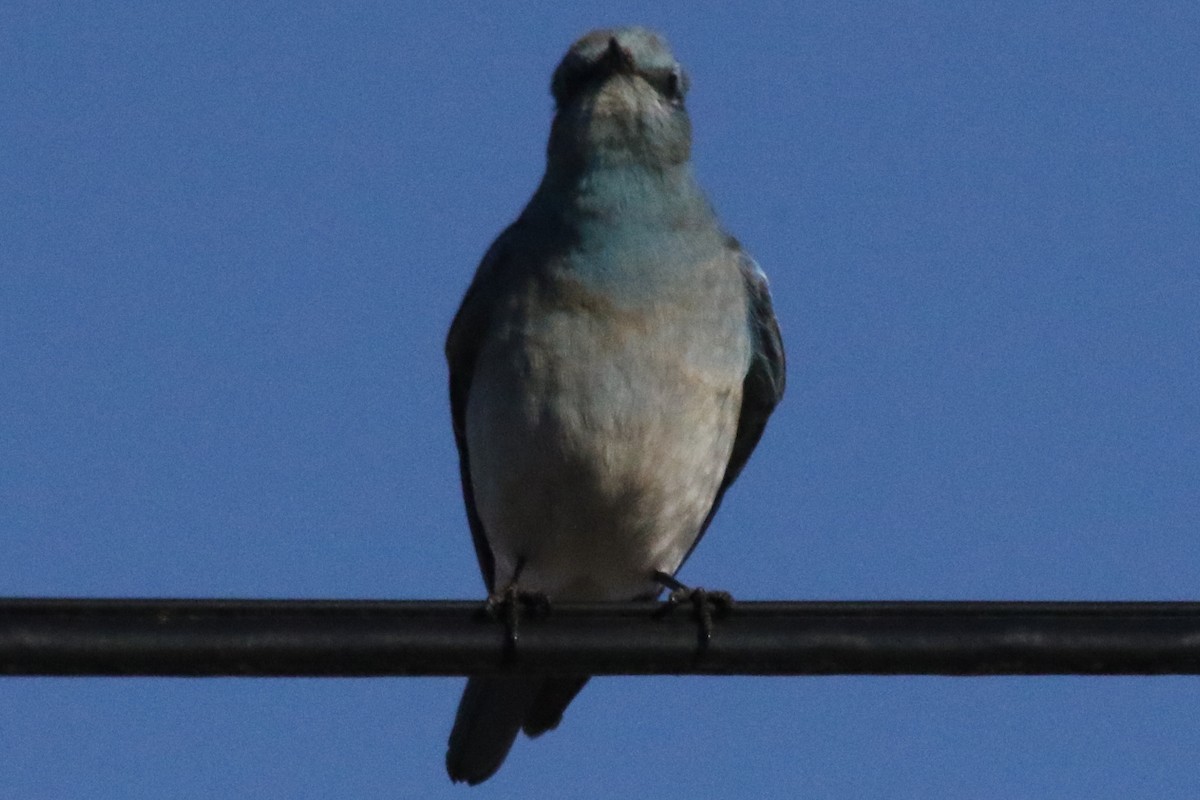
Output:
top-left (678, 244), bottom-right (787, 570)
top-left (445, 231), bottom-right (515, 594)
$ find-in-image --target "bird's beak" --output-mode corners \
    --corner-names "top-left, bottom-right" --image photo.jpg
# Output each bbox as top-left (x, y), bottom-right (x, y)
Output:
top-left (602, 37), bottom-right (635, 74)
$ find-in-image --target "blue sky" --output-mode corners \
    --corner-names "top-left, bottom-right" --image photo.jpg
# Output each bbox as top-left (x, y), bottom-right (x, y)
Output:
top-left (3, 2), bottom-right (1199, 797)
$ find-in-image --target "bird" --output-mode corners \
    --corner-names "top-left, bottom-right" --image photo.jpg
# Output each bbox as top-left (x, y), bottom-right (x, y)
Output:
top-left (444, 26), bottom-right (785, 785)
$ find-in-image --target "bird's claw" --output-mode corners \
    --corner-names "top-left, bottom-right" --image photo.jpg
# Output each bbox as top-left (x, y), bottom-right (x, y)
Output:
top-left (653, 570), bottom-right (733, 650)
top-left (668, 586), bottom-right (733, 646)
top-left (485, 584), bottom-right (550, 656)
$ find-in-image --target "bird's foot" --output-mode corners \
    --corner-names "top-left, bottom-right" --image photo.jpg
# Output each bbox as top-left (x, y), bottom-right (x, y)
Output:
top-left (485, 583), bottom-right (551, 656)
top-left (653, 571), bottom-right (734, 649)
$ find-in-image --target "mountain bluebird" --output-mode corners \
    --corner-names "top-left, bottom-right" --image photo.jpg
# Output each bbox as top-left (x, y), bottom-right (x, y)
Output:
top-left (444, 27), bottom-right (786, 784)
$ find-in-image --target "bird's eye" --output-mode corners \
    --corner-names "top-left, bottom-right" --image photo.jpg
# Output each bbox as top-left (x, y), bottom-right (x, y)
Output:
top-left (666, 72), bottom-right (680, 97)
top-left (552, 57), bottom-right (607, 107)
top-left (661, 67), bottom-right (686, 104)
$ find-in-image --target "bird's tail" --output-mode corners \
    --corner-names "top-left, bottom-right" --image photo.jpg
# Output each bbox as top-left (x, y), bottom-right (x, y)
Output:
top-left (446, 675), bottom-right (589, 785)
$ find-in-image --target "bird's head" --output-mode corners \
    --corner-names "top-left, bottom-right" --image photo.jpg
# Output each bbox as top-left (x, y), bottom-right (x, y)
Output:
top-left (547, 27), bottom-right (692, 171)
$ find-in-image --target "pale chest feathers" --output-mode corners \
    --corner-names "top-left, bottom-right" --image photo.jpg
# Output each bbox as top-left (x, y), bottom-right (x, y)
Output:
top-left (464, 258), bottom-right (750, 599)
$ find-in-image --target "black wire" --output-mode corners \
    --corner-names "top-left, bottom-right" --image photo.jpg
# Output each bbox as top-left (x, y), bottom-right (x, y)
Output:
top-left (3, 598), bottom-right (1199, 677)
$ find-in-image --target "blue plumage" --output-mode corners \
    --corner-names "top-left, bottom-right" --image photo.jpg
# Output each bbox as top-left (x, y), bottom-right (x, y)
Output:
top-left (445, 27), bottom-right (785, 784)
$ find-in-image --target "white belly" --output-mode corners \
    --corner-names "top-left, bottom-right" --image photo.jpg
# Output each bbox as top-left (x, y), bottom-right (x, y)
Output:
top-left (465, 301), bottom-right (746, 600)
